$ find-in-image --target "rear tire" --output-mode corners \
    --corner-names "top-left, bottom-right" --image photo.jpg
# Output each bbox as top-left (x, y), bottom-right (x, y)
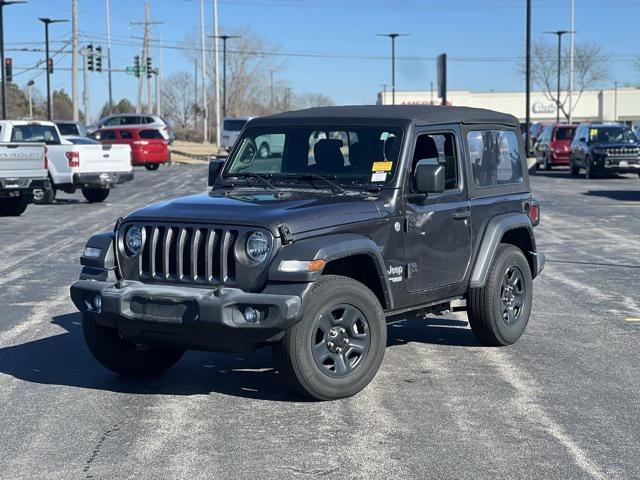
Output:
top-left (273, 275), bottom-right (386, 400)
top-left (33, 185), bottom-right (56, 204)
top-left (83, 313), bottom-right (185, 377)
top-left (0, 195), bottom-right (29, 216)
top-left (144, 163), bottom-right (160, 171)
top-left (467, 244), bottom-right (533, 346)
top-left (82, 187), bottom-right (110, 203)
top-left (259, 142), bottom-right (271, 159)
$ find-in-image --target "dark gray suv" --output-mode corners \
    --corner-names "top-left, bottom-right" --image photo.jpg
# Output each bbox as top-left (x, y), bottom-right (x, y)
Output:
top-left (71, 105), bottom-right (544, 400)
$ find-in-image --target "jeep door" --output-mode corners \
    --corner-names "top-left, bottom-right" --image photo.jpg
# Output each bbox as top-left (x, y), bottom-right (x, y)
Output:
top-left (404, 127), bottom-right (472, 293)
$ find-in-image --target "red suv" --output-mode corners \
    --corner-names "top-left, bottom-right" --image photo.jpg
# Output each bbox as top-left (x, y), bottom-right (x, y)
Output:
top-left (535, 124), bottom-right (577, 170)
top-left (100, 127), bottom-right (170, 171)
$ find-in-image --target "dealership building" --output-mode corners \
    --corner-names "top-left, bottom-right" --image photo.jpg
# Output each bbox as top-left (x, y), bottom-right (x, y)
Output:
top-left (377, 87), bottom-right (640, 127)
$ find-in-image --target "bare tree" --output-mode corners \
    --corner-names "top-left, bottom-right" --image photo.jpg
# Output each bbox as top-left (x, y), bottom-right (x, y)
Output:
top-left (293, 92), bottom-right (333, 110)
top-left (521, 41), bottom-right (609, 121)
top-left (162, 71), bottom-right (196, 130)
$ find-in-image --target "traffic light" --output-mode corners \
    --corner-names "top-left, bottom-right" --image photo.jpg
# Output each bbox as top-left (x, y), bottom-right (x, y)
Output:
top-left (87, 44), bottom-right (94, 72)
top-left (95, 46), bottom-right (102, 73)
top-left (4, 58), bottom-right (12, 83)
top-left (47, 58), bottom-right (54, 74)
top-left (134, 55), bottom-right (140, 78)
top-left (146, 57), bottom-right (153, 79)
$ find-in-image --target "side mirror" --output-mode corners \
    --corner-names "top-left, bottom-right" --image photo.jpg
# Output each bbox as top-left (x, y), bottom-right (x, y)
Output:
top-left (415, 162), bottom-right (445, 194)
top-left (579, 137), bottom-right (586, 143)
top-left (208, 159), bottom-right (224, 187)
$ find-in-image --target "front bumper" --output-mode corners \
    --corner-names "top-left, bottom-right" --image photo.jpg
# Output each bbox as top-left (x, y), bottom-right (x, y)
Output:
top-left (70, 279), bottom-right (304, 352)
top-left (72, 171), bottom-right (134, 187)
top-left (531, 251), bottom-right (545, 278)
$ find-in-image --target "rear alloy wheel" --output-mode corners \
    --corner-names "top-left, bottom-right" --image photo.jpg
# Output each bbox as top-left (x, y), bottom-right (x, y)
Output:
top-left (83, 313), bottom-right (185, 377)
top-left (145, 163), bottom-right (160, 171)
top-left (0, 195), bottom-right (29, 216)
top-left (32, 185), bottom-right (56, 204)
top-left (273, 275), bottom-right (386, 400)
top-left (82, 187), bottom-right (110, 203)
top-left (467, 244), bottom-right (533, 346)
top-left (259, 142), bottom-right (271, 159)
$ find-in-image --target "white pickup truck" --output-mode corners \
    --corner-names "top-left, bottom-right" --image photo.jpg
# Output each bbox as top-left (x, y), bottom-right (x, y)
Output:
top-left (0, 142), bottom-right (48, 216)
top-left (0, 120), bottom-right (133, 204)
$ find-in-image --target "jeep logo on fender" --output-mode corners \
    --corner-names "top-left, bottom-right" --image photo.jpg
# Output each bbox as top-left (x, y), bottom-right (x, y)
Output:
top-left (387, 265), bottom-right (403, 283)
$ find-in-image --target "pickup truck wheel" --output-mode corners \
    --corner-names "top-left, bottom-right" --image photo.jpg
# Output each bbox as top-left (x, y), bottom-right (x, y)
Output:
top-left (32, 185), bottom-right (56, 204)
top-left (0, 195), bottom-right (29, 216)
top-left (82, 313), bottom-right (185, 377)
top-left (467, 244), bottom-right (533, 346)
top-left (82, 187), bottom-right (110, 203)
top-left (259, 142), bottom-right (270, 159)
top-left (144, 164), bottom-right (160, 171)
top-left (273, 275), bottom-right (386, 400)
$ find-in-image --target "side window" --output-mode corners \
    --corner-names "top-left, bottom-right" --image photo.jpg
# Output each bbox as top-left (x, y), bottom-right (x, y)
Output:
top-left (101, 130), bottom-right (116, 141)
top-left (105, 117), bottom-right (119, 126)
top-left (411, 133), bottom-right (459, 190)
top-left (467, 130), bottom-right (524, 188)
top-left (119, 130), bottom-right (133, 140)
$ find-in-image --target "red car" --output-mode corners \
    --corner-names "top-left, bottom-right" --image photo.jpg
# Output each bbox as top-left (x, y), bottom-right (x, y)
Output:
top-left (100, 127), bottom-right (170, 171)
top-left (535, 123), bottom-right (577, 170)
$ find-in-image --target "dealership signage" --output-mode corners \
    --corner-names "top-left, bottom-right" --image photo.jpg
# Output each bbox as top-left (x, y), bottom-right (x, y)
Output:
top-left (532, 101), bottom-right (556, 114)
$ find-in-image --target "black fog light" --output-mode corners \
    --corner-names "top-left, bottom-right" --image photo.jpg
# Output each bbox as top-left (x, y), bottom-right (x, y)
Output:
top-left (93, 295), bottom-right (102, 313)
top-left (244, 307), bottom-right (258, 323)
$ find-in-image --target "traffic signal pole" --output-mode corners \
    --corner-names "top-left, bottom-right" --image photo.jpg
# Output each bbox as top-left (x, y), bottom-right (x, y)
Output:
top-left (82, 46), bottom-right (89, 123)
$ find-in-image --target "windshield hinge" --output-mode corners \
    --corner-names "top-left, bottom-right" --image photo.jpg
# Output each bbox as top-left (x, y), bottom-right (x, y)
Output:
top-left (279, 224), bottom-right (293, 244)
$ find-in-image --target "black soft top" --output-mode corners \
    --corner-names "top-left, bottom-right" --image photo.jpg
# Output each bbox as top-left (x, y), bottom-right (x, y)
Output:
top-left (251, 105), bottom-right (519, 128)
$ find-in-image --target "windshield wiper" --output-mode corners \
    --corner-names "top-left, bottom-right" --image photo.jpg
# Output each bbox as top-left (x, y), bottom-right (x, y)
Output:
top-left (228, 173), bottom-right (276, 190)
top-left (280, 174), bottom-right (346, 193)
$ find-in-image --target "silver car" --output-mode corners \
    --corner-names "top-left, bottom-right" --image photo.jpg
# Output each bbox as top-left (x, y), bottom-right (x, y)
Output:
top-left (89, 114), bottom-right (174, 143)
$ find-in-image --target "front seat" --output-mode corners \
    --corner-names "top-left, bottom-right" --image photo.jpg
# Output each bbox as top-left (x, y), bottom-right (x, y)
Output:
top-left (412, 135), bottom-right (439, 173)
top-left (314, 139), bottom-right (345, 174)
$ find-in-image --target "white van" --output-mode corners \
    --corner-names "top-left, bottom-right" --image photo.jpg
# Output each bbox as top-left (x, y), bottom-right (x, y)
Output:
top-left (220, 117), bottom-right (250, 151)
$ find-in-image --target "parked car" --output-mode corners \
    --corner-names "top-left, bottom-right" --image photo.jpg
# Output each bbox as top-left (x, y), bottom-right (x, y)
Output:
top-left (0, 120), bottom-right (133, 204)
top-left (220, 117), bottom-right (250, 151)
top-left (100, 127), bottom-right (170, 171)
top-left (534, 123), bottom-right (577, 170)
top-left (71, 105), bottom-right (544, 401)
top-left (55, 121), bottom-right (87, 139)
top-left (0, 140), bottom-right (48, 216)
top-left (89, 114), bottom-right (174, 143)
top-left (65, 136), bottom-right (100, 145)
top-left (529, 122), bottom-right (551, 150)
top-left (569, 122), bottom-right (640, 178)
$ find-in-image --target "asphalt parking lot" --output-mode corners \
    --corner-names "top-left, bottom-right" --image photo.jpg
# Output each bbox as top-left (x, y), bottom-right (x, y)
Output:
top-left (1, 164), bottom-right (639, 480)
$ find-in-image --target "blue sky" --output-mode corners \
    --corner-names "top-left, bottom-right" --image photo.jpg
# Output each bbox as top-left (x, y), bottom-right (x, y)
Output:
top-left (4, 0), bottom-right (639, 119)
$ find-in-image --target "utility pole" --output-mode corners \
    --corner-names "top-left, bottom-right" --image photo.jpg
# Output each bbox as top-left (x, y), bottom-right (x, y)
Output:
top-left (614, 81), bottom-right (618, 121)
top-left (157, 34), bottom-right (163, 117)
top-left (0, 0), bottom-right (25, 120)
top-left (525, 0), bottom-right (531, 154)
top-left (544, 30), bottom-right (573, 123)
top-left (213, 34), bottom-right (241, 117)
top-left (270, 69), bottom-right (274, 111)
top-left (131, 2), bottom-right (162, 114)
top-left (568, 0), bottom-right (575, 124)
top-left (105, 0), bottom-right (113, 115)
top-left (81, 45), bottom-right (89, 123)
top-left (71, 0), bottom-right (78, 121)
top-left (213, 0), bottom-right (221, 148)
top-left (376, 33), bottom-right (409, 105)
top-left (27, 79), bottom-right (34, 118)
top-left (200, 0), bottom-right (207, 142)
top-left (39, 17), bottom-right (68, 120)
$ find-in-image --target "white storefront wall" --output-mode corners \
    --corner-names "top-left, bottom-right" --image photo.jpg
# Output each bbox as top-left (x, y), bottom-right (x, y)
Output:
top-left (378, 87), bottom-right (640, 125)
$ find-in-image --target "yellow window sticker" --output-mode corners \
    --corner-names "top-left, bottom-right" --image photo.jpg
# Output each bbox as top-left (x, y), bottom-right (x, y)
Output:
top-left (372, 161), bottom-right (393, 172)
top-left (589, 128), bottom-right (598, 139)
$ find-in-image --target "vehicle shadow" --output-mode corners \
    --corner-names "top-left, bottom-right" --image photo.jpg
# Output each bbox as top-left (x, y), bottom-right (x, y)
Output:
top-left (0, 312), bottom-right (478, 401)
top-left (583, 190), bottom-right (640, 202)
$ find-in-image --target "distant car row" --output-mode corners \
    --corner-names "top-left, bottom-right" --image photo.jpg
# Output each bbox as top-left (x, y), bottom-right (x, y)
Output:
top-left (531, 122), bottom-right (640, 179)
top-left (0, 118), bottom-right (172, 217)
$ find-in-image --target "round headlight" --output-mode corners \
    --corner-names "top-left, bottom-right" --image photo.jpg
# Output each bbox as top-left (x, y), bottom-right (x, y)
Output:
top-left (125, 225), bottom-right (144, 256)
top-left (246, 231), bottom-right (270, 263)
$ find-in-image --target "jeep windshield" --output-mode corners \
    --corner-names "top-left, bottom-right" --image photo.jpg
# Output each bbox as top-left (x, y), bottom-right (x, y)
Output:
top-left (590, 126), bottom-right (638, 144)
top-left (222, 125), bottom-right (403, 189)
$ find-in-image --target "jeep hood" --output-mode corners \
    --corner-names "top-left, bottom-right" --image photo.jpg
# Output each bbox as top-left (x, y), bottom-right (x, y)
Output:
top-left (124, 189), bottom-right (384, 237)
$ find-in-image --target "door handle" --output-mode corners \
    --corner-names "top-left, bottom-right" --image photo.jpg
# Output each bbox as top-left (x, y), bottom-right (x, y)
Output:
top-left (452, 209), bottom-right (470, 220)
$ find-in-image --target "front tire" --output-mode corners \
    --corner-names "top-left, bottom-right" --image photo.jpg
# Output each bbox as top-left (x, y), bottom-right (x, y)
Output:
top-left (0, 195), bottom-right (29, 216)
top-left (569, 157), bottom-right (580, 176)
top-left (82, 187), bottom-right (110, 203)
top-left (543, 155), bottom-right (551, 170)
top-left (467, 244), bottom-right (533, 346)
top-left (144, 163), bottom-right (160, 171)
top-left (33, 185), bottom-right (56, 204)
top-left (273, 275), bottom-right (387, 400)
top-left (82, 313), bottom-right (185, 377)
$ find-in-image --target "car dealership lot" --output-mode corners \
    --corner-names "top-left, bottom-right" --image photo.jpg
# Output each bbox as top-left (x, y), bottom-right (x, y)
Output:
top-left (1, 165), bottom-right (639, 480)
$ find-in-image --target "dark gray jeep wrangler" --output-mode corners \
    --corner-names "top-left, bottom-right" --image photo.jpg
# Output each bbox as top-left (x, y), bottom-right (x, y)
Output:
top-left (71, 105), bottom-right (544, 400)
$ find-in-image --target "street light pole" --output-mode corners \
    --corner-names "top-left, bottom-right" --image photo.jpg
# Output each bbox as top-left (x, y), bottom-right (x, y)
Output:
top-left (0, 0), bottom-right (26, 120)
top-left (544, 30), bottom-right (573, 123)
top-left (377, 33), bottom-right (409, 105)
top-left (525, 0), bottom-right (531, 154)
top-left (213, 34), bottom-right (241, 117)
top-left (39, 17), bottom-right (68, 120)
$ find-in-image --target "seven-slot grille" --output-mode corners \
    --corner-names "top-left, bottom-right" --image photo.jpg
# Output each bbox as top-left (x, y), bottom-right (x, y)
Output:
top-left (604, 147), bottom-right (640, 157)
top-left (137, 224), bottom-right (238, 284)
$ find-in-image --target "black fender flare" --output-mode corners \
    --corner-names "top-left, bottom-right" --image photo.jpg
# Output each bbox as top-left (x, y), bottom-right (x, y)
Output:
top-left (268, 233), bottom-right (393, 309)
top-left (469, 213), bottom-right (537, 288)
